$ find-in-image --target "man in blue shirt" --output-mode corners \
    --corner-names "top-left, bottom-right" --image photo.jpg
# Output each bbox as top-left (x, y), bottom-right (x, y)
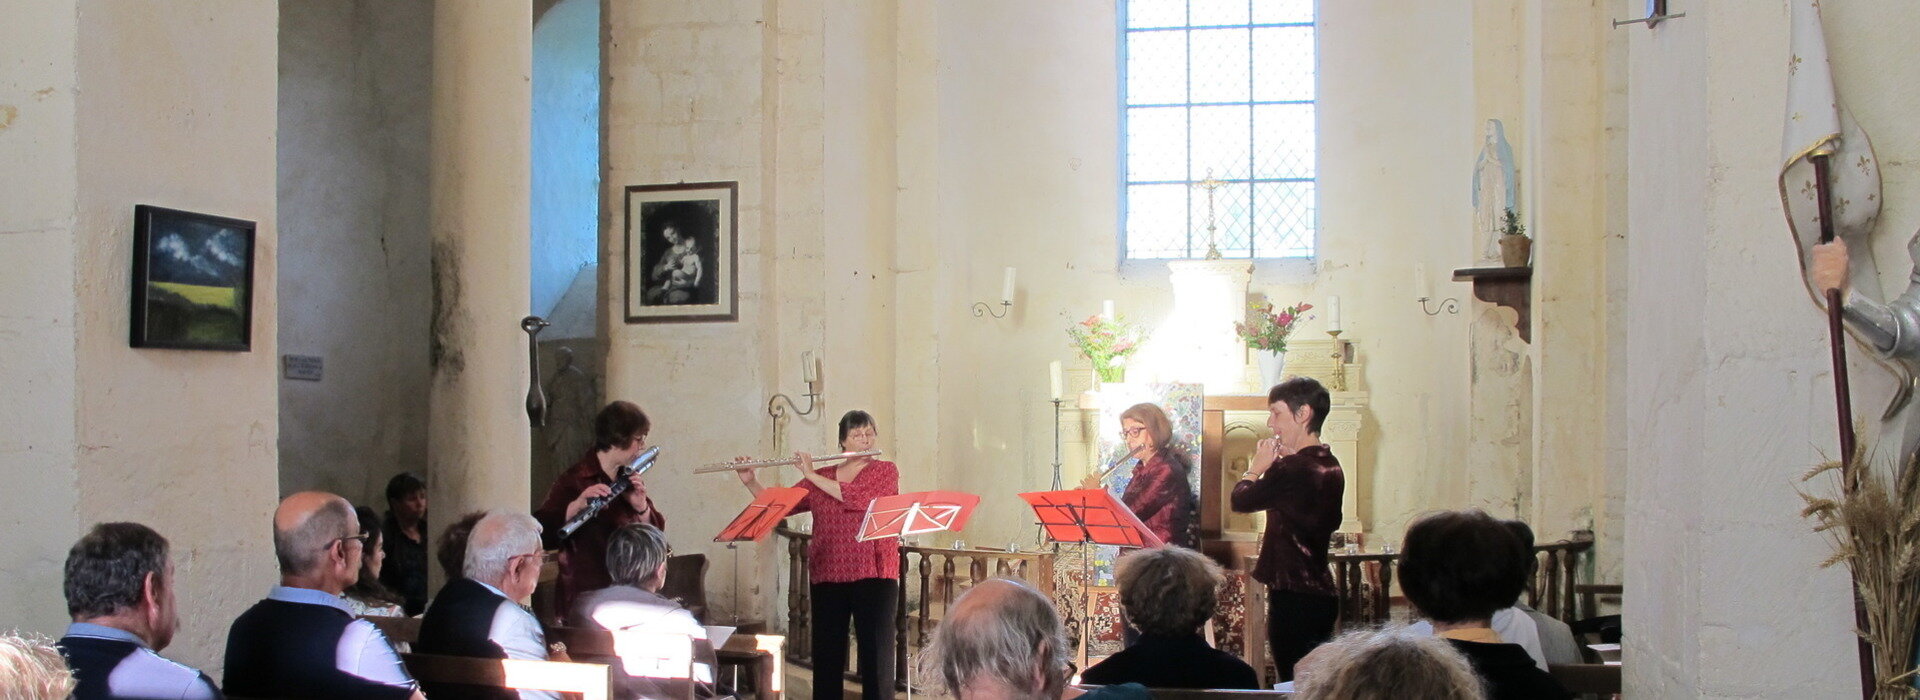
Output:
top-left (223, 491), bottom-right (422, 700)
top-left (56, 522), bottom-right (221, 700)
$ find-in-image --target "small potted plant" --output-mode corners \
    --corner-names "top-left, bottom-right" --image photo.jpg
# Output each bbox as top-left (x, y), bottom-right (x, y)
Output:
top-left (1068, 314), bottom-right (1145, 385)
top-left (1499, 207), bottom-right (1531, 267)
top-left (1236, 301), bottom-right (1313, 388)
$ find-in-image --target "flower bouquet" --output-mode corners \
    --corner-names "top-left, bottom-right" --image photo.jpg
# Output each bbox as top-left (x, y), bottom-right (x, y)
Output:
top-left (1068, 315), bottom-right (1144, 384)
top-left (1236, 301), bottom-right (1313, 387)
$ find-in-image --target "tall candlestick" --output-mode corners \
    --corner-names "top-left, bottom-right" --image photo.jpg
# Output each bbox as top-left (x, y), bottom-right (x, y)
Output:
top-left (1102, 299), bottom-right (1115, 320)
top-left (1326, 295), bottom-right (1342, 332)
top-left (1002, 267), bottom-right (1017, 304)
top-left (1049, 360), bottom-right (1063, 400)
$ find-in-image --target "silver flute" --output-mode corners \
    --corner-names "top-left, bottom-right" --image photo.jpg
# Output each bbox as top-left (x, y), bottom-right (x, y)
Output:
top-left (692, 449), bottom-right (883, 474)
top-left (559, 446), bottom-right (660, 537)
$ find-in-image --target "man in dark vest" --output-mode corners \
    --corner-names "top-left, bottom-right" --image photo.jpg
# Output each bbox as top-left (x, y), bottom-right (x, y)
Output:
top-left (57, 522), bottom-right (220, 700)
top-left (416, 511), bottom-right (557, 700)
top-left (224, 491), bottom-right (421, 699)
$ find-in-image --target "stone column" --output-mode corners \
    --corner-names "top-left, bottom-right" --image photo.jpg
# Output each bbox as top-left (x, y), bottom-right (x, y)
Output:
top-left (428, 0), bottom-right (533, 584)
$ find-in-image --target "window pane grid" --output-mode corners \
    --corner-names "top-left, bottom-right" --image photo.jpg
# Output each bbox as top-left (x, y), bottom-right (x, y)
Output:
top-left (1122, 0), bottom-right (1316, 261)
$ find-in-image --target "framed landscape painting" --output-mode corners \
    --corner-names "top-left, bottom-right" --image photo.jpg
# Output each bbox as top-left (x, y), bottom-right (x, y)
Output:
top-left (129, 205), bottom-right (257, 351)
top-left (624, 181), bottom-right (739, 323)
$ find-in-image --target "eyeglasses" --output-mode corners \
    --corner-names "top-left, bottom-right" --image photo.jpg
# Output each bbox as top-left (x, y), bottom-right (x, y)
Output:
top-left (330, 532), bottom-right (371, 550)
top-left (1119, 427), bottom-right (1148, 438)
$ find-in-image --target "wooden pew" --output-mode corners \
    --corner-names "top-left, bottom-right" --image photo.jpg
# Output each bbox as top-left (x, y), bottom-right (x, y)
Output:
top-left (360, 615), bottom-right (421, 646)
top-left (402, 652), bottom-right (611, 700)
top-left (1082, 688), bottom-right (1293, 699)
top-left (1549, 663), bottom-right (1622, 696)
top-left (545, 625), bottom-right (786, 700)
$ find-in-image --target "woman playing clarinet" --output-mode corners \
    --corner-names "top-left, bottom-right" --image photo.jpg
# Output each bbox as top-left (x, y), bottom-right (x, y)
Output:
top-left (535, 400), bottom-right (666, 622)
top-left (733, 410), bottom-right (899, 700)
top-left (1082, 402), bottom-right (1197, 550)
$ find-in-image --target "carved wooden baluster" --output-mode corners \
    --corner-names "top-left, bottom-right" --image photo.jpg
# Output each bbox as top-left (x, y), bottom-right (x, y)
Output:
top-left (787, 531), bottom-right (811, 662)
top-left (1560, 544), bottom-right (1582, 622)
top-left (1379, 557), bottom-right (1396, 625)
top-left (918, 551), bottom-right (934, 648)
top-left (943, 554), bottom-right (958, 604)
top-left (1544, 548), bottom-right (1565, 620)
top-left (970, 554), bottom-right (989, 587)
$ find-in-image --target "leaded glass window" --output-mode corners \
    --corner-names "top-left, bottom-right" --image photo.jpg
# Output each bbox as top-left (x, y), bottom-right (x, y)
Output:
top-left (1122, 0), bottom-right (1317, 260)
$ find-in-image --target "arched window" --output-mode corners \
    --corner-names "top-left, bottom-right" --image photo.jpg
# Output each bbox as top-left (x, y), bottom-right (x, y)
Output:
top-left (1122, 0), bottom-right (1316, 260)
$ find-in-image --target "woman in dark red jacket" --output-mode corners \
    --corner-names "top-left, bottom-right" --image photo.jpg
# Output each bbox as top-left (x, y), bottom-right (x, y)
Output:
top-left (1083, 402), bottom-right (1196, 549)
top-left (733, 410), bottom-right (898, 700)
top-left (534, 401), bottom-right (666, 621)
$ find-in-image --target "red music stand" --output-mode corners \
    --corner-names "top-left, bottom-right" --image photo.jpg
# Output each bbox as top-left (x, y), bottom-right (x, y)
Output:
top-left (1019, 488), bottom-right (1162, 668)
top-left (714, 487), bottom-right (808, 543)
top-left (858, 491), bottom-right (980, 542)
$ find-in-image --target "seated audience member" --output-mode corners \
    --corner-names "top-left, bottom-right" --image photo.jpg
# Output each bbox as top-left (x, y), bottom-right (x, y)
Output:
top-left (416, 511), bottom-right (559, 700)
top-left (346, 506), bottom-right (407, 618)
top-left (1291, 626), bottom-right (1485, 700)
top-left (1398, 509), bottom-right (1570, 700)
top-left (56, 522), bottom-right (220, 700)
top-left (0, 632), bottom-right (76, 700)
top-left (224, 492), bottom-right (422, 700)
top-left (381, 472), bottom-right (431, 615)
top-left (1502, 520), bottom-right (1582, 667)
top-left (437, 510), bottom-right (489, 582)
top-left (924, 578), bottom-right (1149, 700)
top-left (575, 524), bottom-right (718, 700)
top-left (1080, 546), bottom-right (1257, 689)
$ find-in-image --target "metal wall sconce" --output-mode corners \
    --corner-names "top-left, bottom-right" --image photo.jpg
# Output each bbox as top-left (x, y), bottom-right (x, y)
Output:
top-left (768, 351), bottom-right (824, 419)
top-left (973, 267), bottom-right (1016, 319)
top-left (1418, 296), bottom-right (1461, 316)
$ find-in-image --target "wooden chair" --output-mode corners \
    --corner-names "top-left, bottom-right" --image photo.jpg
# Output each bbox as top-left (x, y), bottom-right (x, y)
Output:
top-left (1549, 663), bottom-right (1622, 696)
top-left (401, 652), bottom-right (611, 700)
top-left (660, 553), bottom-right (710, 623)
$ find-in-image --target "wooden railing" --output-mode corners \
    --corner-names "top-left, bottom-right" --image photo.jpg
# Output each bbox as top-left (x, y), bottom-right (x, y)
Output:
top-left (777, 525), bottom-right (1055, 680)
top-left (777, 527), bottom-right (1596, 679)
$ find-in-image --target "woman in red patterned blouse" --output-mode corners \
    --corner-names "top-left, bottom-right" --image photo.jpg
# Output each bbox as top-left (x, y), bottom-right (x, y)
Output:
top-left (733, 410), bottom-right (898, 700)
top-left (1081, 402), bottom-right (1197, 549)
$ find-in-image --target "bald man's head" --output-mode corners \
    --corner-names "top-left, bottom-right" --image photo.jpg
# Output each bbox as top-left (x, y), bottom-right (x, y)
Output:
top-left (272, 492), bottom-right (356, 576)
top-left (927, 579), bottom-right (1069, 700)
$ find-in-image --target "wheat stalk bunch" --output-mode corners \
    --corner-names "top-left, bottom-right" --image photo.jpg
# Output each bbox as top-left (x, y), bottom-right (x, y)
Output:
top-left (1802, 449), bottom-right (1920, 698)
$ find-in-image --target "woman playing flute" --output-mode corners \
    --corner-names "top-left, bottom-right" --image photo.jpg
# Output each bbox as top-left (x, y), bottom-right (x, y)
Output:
top-left (534, 400), bottom-right (666, 622)
top-left (1081, 402), bottom-right (1197, 550)
top-left (733, 410), bottom-right (899, 700)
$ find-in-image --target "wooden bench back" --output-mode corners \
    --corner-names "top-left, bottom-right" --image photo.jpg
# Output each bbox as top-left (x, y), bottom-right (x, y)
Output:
top-left (1088, 688), bottom-right (1292, 699)
top-left (401, 652), bottom-right (612, 700)
top-left (360, 615), bottom-right (421, 645)
top-left (1548, 663), bottom-right (1622, 695)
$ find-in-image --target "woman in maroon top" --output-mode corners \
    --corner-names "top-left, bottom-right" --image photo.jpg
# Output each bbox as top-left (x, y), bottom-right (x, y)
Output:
top-left (1230, 377), bottom-right (1344, 683)
top-left (733, 410), bottom-right (898, 700)
top-left (1082, 402), bottom-right (1197, 549)
top-left (534, 401), bottom-right (667, 622)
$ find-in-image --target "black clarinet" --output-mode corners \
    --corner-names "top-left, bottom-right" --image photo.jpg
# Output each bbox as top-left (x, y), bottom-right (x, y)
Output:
top-left (560, 446), bottom-right (661, 537)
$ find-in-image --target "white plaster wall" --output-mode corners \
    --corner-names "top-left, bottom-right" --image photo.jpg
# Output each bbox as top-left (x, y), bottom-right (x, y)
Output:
top-left (599, 0), bottom-right (1622, 573)
top-left (69, 0), bottom-right (283, 671)
top-left (0, 0), bottom-right (84, 641)
top-left (277, 0), bottom-right (433, 508)
top-left (1620, 2), bottom-right (1920, 695)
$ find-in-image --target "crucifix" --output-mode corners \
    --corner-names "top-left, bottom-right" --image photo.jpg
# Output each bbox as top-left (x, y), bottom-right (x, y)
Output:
top-left (1193, 169), bottom-right (1228, 260)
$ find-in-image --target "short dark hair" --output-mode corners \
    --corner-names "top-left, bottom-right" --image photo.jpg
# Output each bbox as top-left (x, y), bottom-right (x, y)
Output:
top-left (1268, 377), bottom-right (1331, 434)
top-left (437, 511), bottom-right (488, 580)
top-left (385, 472), bottom-right (426, 504)
top-left (838, 410), bottom-right (876, 445)
top-left (64, 523), bottom-right (170, 619)
top-left (593, 401), bottom-right (651, 452)
top-left (1503, 519), bottom-right (1540, 580)
top-left (1398, 509), bottom-right (1529, 625)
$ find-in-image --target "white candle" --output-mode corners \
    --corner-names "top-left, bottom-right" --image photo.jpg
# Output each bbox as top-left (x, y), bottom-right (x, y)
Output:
top-left (1049, 360), bottom-right (1063, 400)
top-left (1102, 299), bottom-right (1115, 320)
top-left (1414, 263), bottom-right (1430, 299)
top-left (1001, 267), bottom-right (1017, 304)
top-left (1326, 296), bottom-right (1342, 332)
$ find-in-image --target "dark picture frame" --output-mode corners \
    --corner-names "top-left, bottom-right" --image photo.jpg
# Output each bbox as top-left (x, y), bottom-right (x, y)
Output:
top-left (129, 205), bottom-right (257, 351)
top-left (623, 181), bottom-right (739, 323)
